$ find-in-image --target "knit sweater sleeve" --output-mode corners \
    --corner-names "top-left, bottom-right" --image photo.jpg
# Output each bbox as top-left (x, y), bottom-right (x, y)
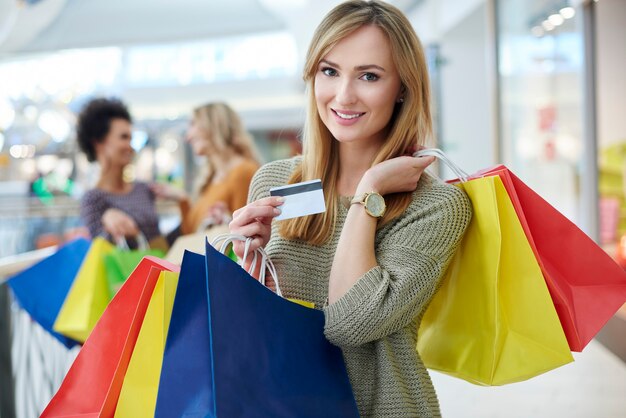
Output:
top-left (323, 180), bottom-right (472, 348)
top-left (247, 158), bottom-right (298, 203)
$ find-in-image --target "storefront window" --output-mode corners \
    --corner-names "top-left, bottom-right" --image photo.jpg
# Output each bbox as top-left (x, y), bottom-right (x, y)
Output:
top-left (496, 0), bottom-right (586, 225)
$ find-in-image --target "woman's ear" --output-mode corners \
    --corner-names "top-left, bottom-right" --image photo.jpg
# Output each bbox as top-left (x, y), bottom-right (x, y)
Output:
top-left (396, 86), bottom-right (406, 103)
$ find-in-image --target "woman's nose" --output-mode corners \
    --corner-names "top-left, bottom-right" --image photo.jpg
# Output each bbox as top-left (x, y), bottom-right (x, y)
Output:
top-left (335, 79), bottom-right (357, 106)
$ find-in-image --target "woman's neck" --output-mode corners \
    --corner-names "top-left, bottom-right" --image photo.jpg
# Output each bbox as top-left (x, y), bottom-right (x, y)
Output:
top-left (210, 150), bottom-right (243, 179)
top-left (96, 166), bottom-right (128, 193)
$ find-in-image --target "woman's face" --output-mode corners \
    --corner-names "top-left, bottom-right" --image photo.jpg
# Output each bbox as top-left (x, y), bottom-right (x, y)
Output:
top-left (185, 116), bottom-right (211, 156)
top-left (314, 24), bottom-right (402, 149)
top-left (95, 118), bottom-right (134, 166)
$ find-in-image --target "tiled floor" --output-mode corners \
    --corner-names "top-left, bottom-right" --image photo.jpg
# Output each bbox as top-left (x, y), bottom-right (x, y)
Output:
top-left (432, 339), bottom-right (626, 418)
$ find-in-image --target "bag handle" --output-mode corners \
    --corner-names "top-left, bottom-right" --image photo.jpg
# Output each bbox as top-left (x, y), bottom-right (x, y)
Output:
top-left (115, 232), bottom-right (149, 251)
top-left (209, 233), bottom-right (282, 297)
top-left (413, 148), bottom-right (470, 182)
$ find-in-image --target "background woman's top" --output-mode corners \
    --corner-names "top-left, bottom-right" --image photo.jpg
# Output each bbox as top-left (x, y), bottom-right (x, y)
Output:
top-left (179, 159), bottom-right (259, 234)
top-left (80, 182), bottom-right (160, 241)
top-left (248, 157), bottom-right (472, 418)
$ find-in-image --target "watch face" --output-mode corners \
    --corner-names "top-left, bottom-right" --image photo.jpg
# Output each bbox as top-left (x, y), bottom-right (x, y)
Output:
top-left (365, 193), bottom-right (385, 217)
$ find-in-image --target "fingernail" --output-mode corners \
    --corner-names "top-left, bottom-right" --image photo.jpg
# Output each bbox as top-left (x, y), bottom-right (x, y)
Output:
top-left (275, 196), bottom-right (286, 203)
top-left (274, 208), bottom-right (281, 215)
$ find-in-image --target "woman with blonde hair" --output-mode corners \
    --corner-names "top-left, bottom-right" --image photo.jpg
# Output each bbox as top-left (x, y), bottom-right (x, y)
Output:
top-left (230, 1), bottom-right (471, 416)
top-left (155, 102), bottom-right (260, 239)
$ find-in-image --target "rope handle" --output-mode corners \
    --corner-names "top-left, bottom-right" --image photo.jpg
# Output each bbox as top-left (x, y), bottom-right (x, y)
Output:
top-left (413, 148), bottom-right (470, 182)
top-left (114, 232), bottom-right (150, 251)
top-left (210, 233), bottom-right (282, 297)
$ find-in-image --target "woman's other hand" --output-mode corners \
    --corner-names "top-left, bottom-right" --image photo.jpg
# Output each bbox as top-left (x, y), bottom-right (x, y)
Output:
top-left (101, 208), bottom-right (139, 239)
top-left (203, 201), bottom-right (231, 226)
top-left (357, 155), bottom-right (436, 196)
top-left (150, 182), bottom-right (188, 202)
top-left (229, 196), bottom-right (284, 257)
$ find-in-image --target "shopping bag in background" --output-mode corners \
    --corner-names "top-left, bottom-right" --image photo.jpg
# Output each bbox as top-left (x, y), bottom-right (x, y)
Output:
top-left (480, 166), bottom-right (626, 352)
top-left (417, 175), bottom-right (573, 386)
top-left (154, 250), bottom-right (214, 417)
top-left (53, 237), bottom-right (114, 342)
top-left (148, 235), bottom-right (170, 253)
top-left (7, 238), bottom-right (90, 348)
top-left (41, 256), bottom-right (179, 418)
top-left (165, 224), bottom-right (230, 264)
top-left (104, 235), bottom-right (166, 295)
top-left (114, 270), bottom-right (179, 418)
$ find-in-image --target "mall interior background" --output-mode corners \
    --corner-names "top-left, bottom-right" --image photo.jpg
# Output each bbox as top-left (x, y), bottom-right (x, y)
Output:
top-left (0, 0), bottom-right (625, 417)
top-left (0, 0), bottom-right (623, 252)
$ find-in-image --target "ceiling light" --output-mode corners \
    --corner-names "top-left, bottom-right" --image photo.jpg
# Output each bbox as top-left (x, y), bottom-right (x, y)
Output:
top-left (548, 14), bottom-right (564, 26)
top-left (542, 20), bottom-right (555, 31)
top-left (560, 7), bottom-right (576, 19)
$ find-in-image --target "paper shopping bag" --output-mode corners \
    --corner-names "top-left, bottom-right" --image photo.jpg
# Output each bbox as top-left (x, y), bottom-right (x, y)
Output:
top-left (154, 245), bottom-right (359, 418)
top-left (104, 246), bottom-right (165, 295)
top-left (479, 166), bottom-right (626, 351)
top-left (7, 238), bottom-right (90, 348)
top-left (114, 271), bottom-right (179, 418)
top-left (418, 175), bottom-right (573, 386)
top-left (53, 237), bottom-right (115, 342)
top-left (41, 256), bottom-right (179, 418)
top-left (206, 241), bottom-right (358, 417)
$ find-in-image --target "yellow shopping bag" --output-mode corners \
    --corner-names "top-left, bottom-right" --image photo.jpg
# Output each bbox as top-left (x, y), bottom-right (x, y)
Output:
top-left (114, 270), bottom-right (179, 418)
top-left (53, 237), bottom-right (114, 342)
top-left (417, 175), bottom-right (573, 385)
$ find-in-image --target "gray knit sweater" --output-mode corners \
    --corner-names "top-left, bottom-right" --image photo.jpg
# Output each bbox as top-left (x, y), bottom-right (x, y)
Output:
top-left (249, 157), bottom-right (472, 418)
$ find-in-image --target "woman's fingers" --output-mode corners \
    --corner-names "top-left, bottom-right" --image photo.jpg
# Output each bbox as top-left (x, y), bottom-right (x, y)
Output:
top-left (231, 198), bottom-right (283, 226)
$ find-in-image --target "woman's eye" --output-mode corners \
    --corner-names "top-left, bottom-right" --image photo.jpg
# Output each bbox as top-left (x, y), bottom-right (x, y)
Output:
top-left (321, 67), bottom-right (337, 77)
top-left (361, 72), bottom-right (379, 82)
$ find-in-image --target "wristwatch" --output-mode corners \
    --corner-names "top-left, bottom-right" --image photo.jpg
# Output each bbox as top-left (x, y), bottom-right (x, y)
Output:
top-left (350, 192), bottom-right (386, 218)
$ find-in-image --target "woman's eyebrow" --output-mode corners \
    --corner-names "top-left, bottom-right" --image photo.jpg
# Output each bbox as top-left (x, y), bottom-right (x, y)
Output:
top-left (319, 59), bottom-right (386, 72)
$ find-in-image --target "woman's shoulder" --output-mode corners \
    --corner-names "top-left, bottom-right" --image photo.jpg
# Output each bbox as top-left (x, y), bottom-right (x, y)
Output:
top-left (254, 156), bottom-right (302, 183)
top-left (229, 158), bottom-right (261, 180)
top-left (402, 173), bottom-right (473, 226)
top-left (248, 156), bottom-right (302, 200)
top-left (81, 187), bottom-right (106, 204)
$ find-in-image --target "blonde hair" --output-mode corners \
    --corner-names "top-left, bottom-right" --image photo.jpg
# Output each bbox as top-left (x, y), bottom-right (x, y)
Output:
top-left (192, 102), bottom-right (260, 193)
top-left (280, 0), bottom-right (432, 245)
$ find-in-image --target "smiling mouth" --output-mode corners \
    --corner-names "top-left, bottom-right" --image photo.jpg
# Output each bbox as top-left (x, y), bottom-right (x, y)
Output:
top-left (333, 109), bottom-right (365, 120)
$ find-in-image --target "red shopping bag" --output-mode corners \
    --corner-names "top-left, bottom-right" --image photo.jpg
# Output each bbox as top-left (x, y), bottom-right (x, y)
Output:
top-left (41, 256), bottom-right (179, 418)
top-left (477, 165), bottom-right (626, 351)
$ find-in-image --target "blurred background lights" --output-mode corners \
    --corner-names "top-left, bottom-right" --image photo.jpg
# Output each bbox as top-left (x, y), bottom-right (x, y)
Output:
top-left (37, 110), bottom-right (71, 142)
top-left (560, 7), bottom-right (576, 19)
top-left (10, 144), bottom-right (36, 159)
top-left (0, 132), bottom-right (5, 152)
top-left (548, 14), bottom-right (564, 26)
top-left (163, 137), bottom-right (179, 153)
top-left (0, 99), bottom-right (16, 130)
top-left (131, 130), bottom-right (149, 151)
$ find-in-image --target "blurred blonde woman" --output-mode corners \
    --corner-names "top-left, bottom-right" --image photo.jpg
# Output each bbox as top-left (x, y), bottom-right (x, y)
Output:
top-left (155, 102), bottom-right (260, 238)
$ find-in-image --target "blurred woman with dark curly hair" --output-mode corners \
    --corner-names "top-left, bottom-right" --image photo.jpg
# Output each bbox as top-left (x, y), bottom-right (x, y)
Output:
top-left (77, 97), bottom-right (161, 243)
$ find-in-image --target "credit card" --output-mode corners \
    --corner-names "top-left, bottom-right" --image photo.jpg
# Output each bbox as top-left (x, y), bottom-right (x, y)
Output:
top-left (269, 179), bottom-right (325, 221)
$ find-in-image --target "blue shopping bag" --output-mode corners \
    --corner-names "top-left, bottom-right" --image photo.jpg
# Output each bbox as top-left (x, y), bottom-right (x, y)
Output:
top-left (155, 242), bottom-right (359, 418)
top-left (204, 241), bottom-right (359, 418)
top-left (7, 238), bottom-right (89, 348)
top-left (154, 249), bottom-right (214, 417)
